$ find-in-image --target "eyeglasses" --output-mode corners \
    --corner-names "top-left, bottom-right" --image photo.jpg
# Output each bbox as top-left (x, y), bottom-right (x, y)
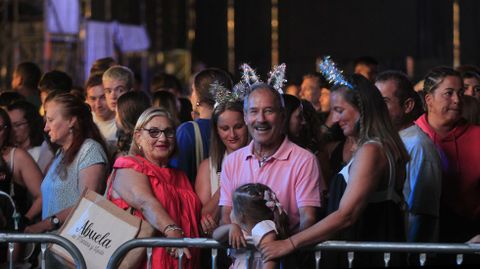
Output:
top-left (12, 121), bottom-right (28, 129)
top-left (142, 127), bottom-right (175, 138)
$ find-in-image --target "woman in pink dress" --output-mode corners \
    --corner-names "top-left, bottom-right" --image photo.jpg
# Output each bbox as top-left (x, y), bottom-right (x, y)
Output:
top-left (107, 107), bottom-right (201, 269)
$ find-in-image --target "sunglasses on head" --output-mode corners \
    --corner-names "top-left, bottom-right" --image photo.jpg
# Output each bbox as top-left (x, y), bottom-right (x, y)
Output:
top-left (142, 127), bottom-right (175, 138)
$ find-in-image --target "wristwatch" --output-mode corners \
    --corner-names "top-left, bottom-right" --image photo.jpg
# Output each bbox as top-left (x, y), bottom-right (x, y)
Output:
top-left (50, 215), bottom-right (61, 229)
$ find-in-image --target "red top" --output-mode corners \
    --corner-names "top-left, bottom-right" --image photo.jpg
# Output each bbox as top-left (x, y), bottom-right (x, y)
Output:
top-left (416, 114), bottom-right (480, 219)
top-left (107, 155), bottom-right (201, 269)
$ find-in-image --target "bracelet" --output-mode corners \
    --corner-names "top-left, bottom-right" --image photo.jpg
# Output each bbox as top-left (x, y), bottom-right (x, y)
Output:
top-left (288, 237), bottom-right (296, 250)
top-left (163, 224), bottom-right (184, 236)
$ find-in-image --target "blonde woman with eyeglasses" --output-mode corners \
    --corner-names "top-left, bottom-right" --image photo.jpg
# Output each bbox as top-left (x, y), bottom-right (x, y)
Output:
top-left (107, 107), bottom-right (202, 269)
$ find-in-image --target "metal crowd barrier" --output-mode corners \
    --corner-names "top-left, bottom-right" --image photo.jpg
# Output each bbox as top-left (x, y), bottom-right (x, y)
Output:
top-left (0, 232), bottom-right (87, 269)
top-left (107, 237), bottom-right (480, 269)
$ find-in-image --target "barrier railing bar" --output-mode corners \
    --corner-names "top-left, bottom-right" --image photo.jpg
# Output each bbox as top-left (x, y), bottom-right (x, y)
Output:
top-left (107, 238), bottom-right (480, 269)
top-left (0, 233), bottom-right (87, 269)
top-left (310, 241), bottom-right (480, 254)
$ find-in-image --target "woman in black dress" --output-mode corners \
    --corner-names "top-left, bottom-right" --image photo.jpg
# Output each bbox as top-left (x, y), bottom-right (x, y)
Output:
top-left (262, 64), bottom-right (409, 267)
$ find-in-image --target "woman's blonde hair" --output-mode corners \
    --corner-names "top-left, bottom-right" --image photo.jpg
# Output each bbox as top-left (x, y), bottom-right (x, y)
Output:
top-left (129, 107), bottom-right (177, 158)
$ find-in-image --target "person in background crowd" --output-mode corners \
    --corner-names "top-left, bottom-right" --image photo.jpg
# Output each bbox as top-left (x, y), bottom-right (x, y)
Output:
top-left (461, 95), bottom-right (480, 125)
top-left (300, 73), bottom-right (329, 114)
top-left (0, 108), bottom-right (43, 226)
top-left (456, 65), bottom-right (480, 100)
top-left (285, 83), bottom-right (300, 97)
top-left (107, 107), bottom-right (201, 269)
top-left (0, 92), bottom-right (25, 108)
top-left (353, 56), bottom-right (378, 82)
top-left (89, 57), bottom-right (117, 76)
top-left (150, 71), bottom-right (194, 123)
top-left (415, 67), bottom-right (480, 245)
top-left (114, 91), bottom-right (152, 159)
top-left (38, 70), bottom-right (73, 116)
top-left (11, 62), bottom-right (42, 109)
top-left (150, 72), bottom-right (184, 97)
top-left (102, 65), bottom-right (135, 113)
top-left (85, 73), bottom-right (117, 148)
top-left (152, 90), bottom-right (181, 126)
top-left (283, 95), bottom-right (331, 199)
top-left (174, 68), bottom-right (233, 184)
top-left (6, 101), bottom-right (54, 175)
top-left (460, 70), bottom-right (480, 98)
top-left (262, 74), bottom-right (409, 268)
top-left (376, 71), bottom-right (442, 245)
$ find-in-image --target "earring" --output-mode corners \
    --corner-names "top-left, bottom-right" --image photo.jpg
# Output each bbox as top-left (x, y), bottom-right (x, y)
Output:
top-left (69, 127), bottom-right (73, 134)
top-left (138, 144), bottom-right (142, 151)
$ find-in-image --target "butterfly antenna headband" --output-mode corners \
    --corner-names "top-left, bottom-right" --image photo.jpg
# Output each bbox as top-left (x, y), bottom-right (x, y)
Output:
top-left (318, 56), bottom-right (353, 89)
top-left (268, 63), bottom-right (287, 94)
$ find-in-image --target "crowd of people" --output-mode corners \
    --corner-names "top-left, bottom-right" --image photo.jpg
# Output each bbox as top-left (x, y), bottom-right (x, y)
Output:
top-left (0, 56), bottom-right (479, 268)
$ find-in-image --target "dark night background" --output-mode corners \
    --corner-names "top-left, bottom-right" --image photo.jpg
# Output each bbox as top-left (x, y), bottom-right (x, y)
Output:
top-left (2, 0), bottom-right (480, 86)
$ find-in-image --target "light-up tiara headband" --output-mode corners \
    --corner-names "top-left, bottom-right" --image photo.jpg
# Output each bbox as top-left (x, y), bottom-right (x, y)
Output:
top-left (318, 56), bottom-right (353, 89)
top-left (210, 63), bottom-right (287, 107)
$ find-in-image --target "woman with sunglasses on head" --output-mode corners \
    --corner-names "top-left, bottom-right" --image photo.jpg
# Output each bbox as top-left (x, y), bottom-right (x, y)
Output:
top-left (261, 60), bottom-right (409, 267)
top-left (107, 107), bottom-right (201, 269)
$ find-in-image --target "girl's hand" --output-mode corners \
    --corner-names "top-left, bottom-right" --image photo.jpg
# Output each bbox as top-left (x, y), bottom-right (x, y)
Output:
top-left (260, 239), bottom-right (295, 261)
top-left (229, 223), bottom-right (246, 249)
top-left (468, 234), bottom-right (480, 243)
top-left (165, 229), bottom-right (192, 259)
top-left (200, 214), bottom-right (218, 237)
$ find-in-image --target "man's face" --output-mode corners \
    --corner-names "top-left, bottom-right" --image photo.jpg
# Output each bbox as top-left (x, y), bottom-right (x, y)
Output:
top-left (300, 77), bottom-right (321, 106)
top-left (376, 80), bottom-right (405, 129)
top-left (463, 77), bottom-right (480, 98)
top-left (244, 88), bottom-right (284, 148)
top-left (355, 63), bottom-right (377, 82)
top-left (86, 84), bottom-right (114, 120)
top-left (103, 79), bottom-right (130, 112)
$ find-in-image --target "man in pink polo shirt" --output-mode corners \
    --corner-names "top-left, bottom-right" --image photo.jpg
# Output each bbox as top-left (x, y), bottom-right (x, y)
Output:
top-left (219, 83), bottom-right (323, 234)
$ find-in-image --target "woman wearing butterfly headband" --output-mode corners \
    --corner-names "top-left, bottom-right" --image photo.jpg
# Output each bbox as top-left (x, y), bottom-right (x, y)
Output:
top-left (261, 58), bottom-right (409, 267)
top-left (107, 107), bottom-right (202, 269)
top-left (195, 98), bottom-right (249, 237)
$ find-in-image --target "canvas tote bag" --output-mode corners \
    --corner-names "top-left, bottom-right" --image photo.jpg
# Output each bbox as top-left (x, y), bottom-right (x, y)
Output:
top-left (50, 189), bottom-right (155, 269)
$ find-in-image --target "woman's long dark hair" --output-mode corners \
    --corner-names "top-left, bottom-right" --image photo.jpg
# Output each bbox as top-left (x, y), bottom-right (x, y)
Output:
top-left (0, 108), bottom-right (12, 151)
top-left (332, 75), bottom-right (409, 189)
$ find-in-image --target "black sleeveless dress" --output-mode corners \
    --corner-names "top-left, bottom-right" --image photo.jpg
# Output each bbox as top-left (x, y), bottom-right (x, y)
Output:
top-left (324, 141), bottom-right (406, 268)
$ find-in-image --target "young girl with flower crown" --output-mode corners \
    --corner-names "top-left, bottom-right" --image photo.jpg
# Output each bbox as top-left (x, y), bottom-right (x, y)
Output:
top-left (213, 183), bottom-right (289, 269)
